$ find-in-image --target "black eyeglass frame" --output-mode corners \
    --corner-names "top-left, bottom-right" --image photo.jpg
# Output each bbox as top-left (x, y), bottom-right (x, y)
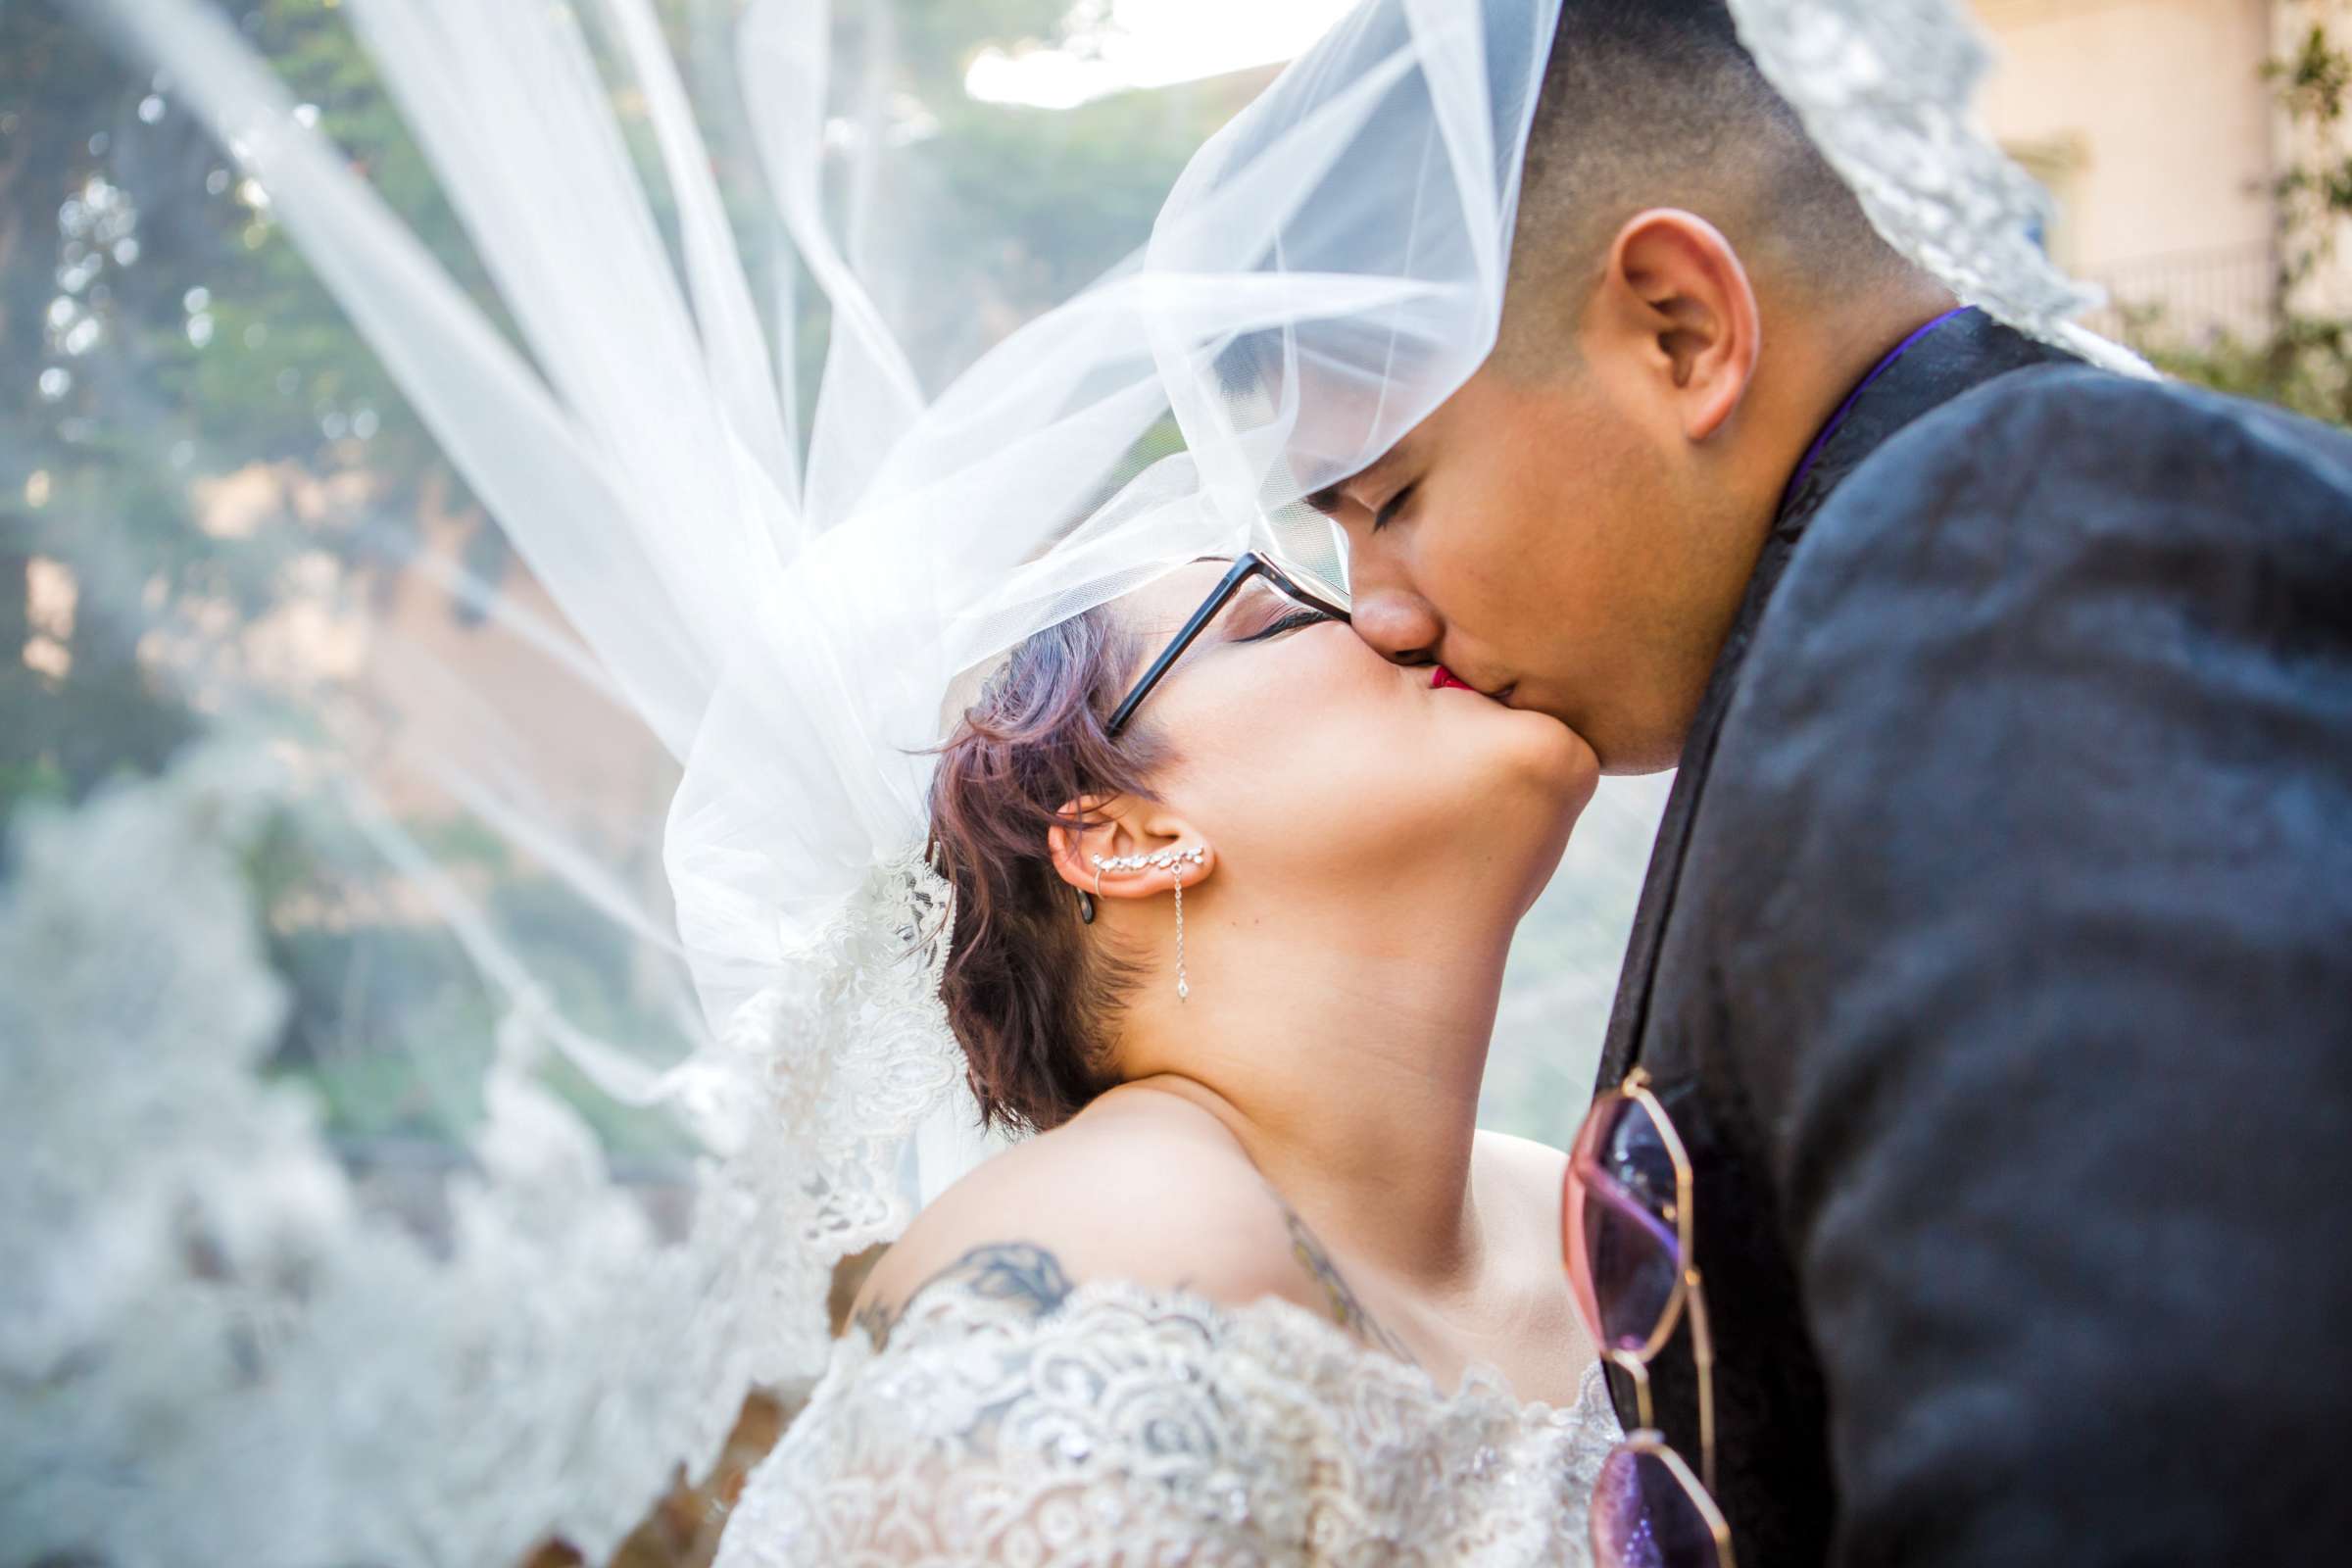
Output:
top-left (1103, 552), bottom-right (1350, 737)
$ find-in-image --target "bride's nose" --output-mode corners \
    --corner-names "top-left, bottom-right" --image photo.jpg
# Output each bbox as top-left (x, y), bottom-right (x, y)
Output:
top-left (1346, 584), bottom-right (1444, 668)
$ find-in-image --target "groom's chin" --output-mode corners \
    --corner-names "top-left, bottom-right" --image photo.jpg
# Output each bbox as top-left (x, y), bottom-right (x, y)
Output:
top-left (1559, 702), bottom-right (1686, 779)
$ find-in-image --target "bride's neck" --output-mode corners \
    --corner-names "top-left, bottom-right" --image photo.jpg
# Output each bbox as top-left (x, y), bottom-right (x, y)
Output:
top-left (1112, 884), bottom-right (1519, 1287)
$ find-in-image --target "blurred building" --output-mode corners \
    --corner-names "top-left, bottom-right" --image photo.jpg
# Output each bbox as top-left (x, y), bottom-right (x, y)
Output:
top-left (1973, 0), bottom-right (2348, 346)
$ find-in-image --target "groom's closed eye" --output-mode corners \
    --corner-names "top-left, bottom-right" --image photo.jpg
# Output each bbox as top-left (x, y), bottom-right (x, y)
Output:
top-left (1369, 483), bottom-right (1416, 533)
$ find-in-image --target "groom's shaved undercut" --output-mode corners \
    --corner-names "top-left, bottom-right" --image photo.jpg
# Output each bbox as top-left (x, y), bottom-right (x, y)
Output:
top-left (1500, 0), bottom-right (1910, 369)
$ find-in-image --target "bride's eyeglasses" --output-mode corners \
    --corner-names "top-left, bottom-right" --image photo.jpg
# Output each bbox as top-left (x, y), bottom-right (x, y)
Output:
top-left (1566, 1066), bottom-right (1738, 1568)
top-left (1104, 553), bottom-right (1350, 738)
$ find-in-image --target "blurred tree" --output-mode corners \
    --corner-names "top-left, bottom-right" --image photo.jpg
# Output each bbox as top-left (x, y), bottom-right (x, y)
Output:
top-left (1, 0), bottom-right (470, 819)
top-left (2150, 1), bottom-right (2352, 425)
top-left (2, 9), bottom-right (187, 809)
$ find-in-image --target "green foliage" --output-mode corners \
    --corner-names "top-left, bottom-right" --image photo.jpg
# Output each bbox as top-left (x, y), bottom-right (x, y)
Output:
top-left (2153, 2), bottom-right (2352, 425)
top-left (3, 0), bottom-right (462, 827)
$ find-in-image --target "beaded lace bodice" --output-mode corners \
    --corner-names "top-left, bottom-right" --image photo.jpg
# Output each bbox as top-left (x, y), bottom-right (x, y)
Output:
top-left (713, 1273), bottom-right (1619, 1566)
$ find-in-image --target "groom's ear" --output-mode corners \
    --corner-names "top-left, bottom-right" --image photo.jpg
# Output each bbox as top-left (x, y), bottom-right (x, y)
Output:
top-left (1047, 795), bottom-right (1218, 905)
top-left (1592, 208), bottom-right (1763, 444)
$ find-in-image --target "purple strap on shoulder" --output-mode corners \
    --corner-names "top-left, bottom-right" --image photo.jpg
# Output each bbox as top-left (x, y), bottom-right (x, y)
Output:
top-left (1779, 305), bottom-right (1976, 510)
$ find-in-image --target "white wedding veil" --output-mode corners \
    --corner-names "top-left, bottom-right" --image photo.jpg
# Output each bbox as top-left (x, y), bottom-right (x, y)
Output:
top-left (6, 0), bottom-right (2125, 1560)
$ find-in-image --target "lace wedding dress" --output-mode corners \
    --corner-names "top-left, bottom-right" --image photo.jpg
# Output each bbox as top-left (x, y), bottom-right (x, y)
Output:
top-left (714, 1271), bottom-right (1621, 1566)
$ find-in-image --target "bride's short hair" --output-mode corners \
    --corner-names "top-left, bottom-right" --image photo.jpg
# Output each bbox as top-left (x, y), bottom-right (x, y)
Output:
top-left (928, 606), bottom-right (1172, 1135)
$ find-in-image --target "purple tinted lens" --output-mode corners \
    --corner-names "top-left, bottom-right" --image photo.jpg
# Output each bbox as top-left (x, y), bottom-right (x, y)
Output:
top-left (1582, 1098), bottom-right (1682, 1352)
top-left (1592, 1446), bottom-right (1727, 1568)
top-left (1600, 1093), bottom-right (1679, 1215)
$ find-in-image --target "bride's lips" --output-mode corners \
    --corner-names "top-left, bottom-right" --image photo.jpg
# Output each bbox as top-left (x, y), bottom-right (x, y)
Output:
top-left (1432, 664), bottom-right (1513, 705)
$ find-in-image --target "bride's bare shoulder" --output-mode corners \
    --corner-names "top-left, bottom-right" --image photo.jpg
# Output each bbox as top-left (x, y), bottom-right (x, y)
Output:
top-left (1473, 1127), bottom-right (1571, 1240)
top-left (1475, 1127), bottom-right (1570, 1195)
top-left (850, 1086), bottom-right (1313, 1339)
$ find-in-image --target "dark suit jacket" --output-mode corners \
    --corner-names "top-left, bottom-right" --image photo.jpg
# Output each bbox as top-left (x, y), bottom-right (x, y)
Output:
top-left (1597, 309), bottom-right (2352, 1566)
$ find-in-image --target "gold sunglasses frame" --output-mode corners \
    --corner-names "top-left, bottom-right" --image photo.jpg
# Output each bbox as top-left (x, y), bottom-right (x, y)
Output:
top-left (1595, 1435), bottom-right (1736, 1568)
top-left (1572, 1066), bottom-right (1737, 1568)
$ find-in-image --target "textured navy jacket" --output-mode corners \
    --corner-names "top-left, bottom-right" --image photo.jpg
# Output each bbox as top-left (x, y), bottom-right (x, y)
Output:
top-left (1597, 310), bottom-right (2352, 1566)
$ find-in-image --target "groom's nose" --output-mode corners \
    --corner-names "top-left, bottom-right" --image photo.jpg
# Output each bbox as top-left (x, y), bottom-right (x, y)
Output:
top-left (1347, 574), bottom-right (1445, 667)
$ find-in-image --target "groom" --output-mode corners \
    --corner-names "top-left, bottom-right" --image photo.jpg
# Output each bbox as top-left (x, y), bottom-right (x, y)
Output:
top-left (1311, 3), bottom-right (2352, 1564)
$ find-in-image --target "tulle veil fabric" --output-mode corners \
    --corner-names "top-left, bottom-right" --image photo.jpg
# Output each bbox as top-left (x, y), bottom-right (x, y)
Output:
top-left (9, 0), bottom-right (2129, 1560)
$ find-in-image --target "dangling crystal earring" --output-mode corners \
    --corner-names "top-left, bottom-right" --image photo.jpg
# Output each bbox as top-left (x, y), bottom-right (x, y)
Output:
top-left (1171, 866), bottom-right (1192, 1003)
top-left (1089, 844), bottom-right (1209, 1002)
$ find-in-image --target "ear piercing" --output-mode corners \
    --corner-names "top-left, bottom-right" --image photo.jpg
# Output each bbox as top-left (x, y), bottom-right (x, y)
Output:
top-left (1088, 845), bottom-right (1209, 1002)
top-left (1088, 846), bottom-right (1208, 880)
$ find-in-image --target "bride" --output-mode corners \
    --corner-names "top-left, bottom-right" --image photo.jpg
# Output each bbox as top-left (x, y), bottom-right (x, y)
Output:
top-left (713, 557), bottom-right (1616, 1560)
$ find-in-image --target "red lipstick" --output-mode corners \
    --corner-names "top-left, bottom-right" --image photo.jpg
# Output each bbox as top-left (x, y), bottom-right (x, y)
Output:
top-left (1432, 665), bottom-right (1478, 692)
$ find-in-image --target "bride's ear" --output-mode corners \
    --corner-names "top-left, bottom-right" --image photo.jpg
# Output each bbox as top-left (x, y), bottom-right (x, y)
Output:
top-left (1047, 795), bottom-right (1219, 905)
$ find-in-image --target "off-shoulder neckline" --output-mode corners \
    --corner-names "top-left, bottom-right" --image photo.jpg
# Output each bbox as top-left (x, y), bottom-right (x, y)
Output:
top-left (849, 1268), bottom-right (1609, 1422)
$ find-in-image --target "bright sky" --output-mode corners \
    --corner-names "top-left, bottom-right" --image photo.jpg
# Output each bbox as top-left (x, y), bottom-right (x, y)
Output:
top-left (965, 0), bottom-right (1361, 110)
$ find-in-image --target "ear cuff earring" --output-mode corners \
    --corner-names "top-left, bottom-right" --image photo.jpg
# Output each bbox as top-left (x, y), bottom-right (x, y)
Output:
top-left (1088, 845), bottom-right (1209, 1002)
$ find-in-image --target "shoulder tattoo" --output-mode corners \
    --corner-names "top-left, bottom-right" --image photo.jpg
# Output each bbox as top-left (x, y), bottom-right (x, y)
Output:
top-left (855, 1241), bottom-right (1075, 1349)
